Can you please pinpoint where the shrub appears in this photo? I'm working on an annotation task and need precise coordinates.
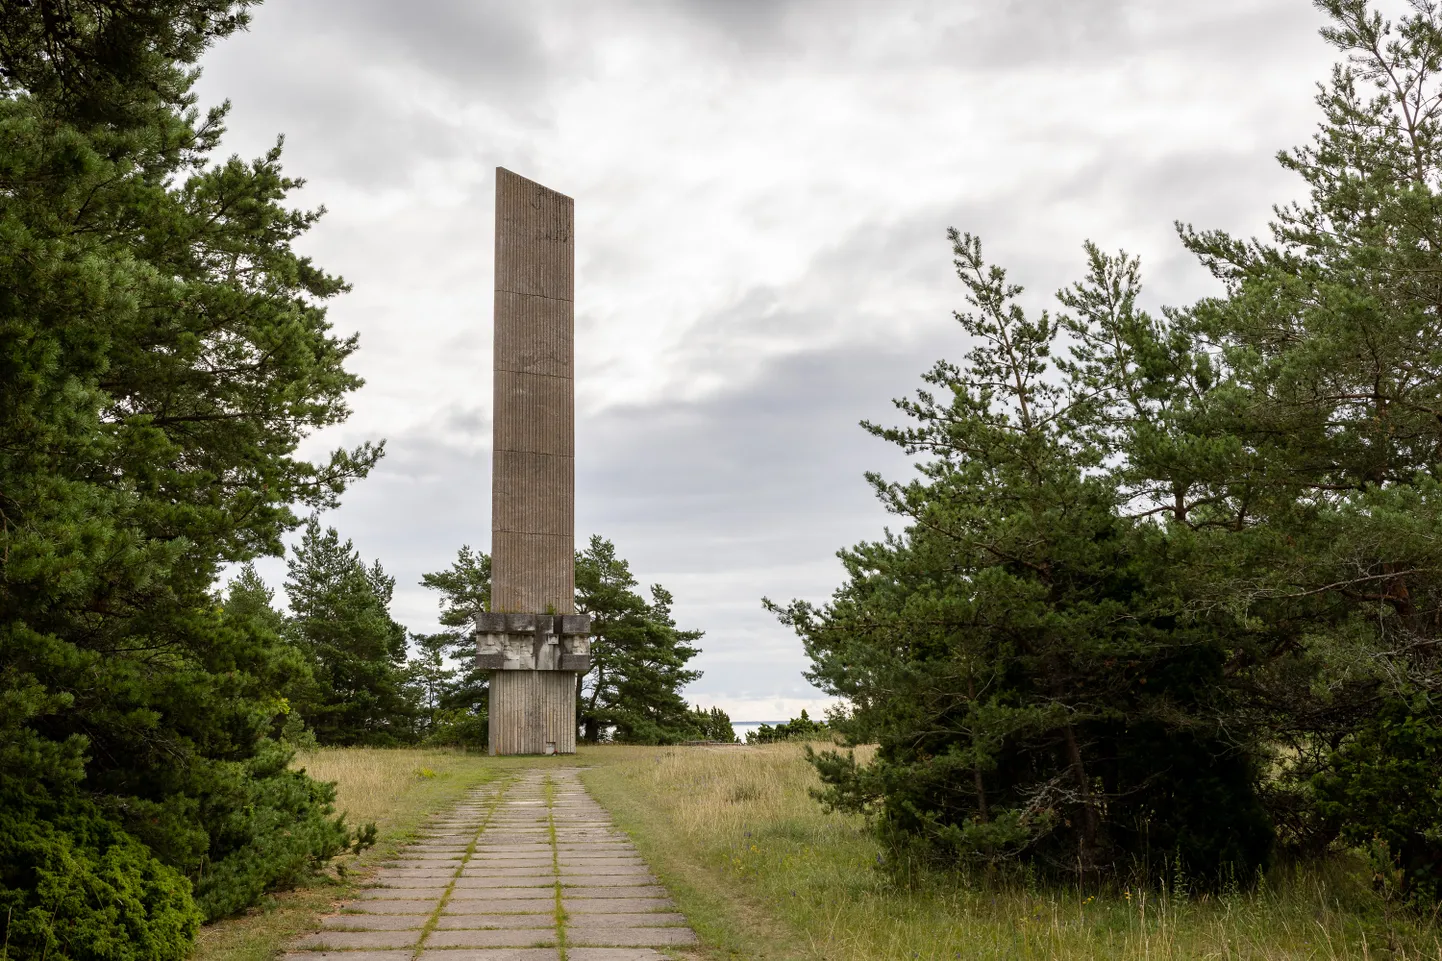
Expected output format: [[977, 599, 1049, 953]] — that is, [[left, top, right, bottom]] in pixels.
[[0, 797, 200, 961], [1313, 697, 1442, 905], [747, 709, 828, 744], [191, 740, 353, 921]]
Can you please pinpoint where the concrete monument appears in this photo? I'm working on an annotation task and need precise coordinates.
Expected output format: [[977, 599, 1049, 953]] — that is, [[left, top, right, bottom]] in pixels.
[[475, 167, 590, 755]]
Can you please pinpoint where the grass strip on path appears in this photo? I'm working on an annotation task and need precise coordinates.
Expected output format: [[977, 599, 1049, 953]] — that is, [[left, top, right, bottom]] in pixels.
[[544, 773, 570, 961], [411, 776, 514, 957]]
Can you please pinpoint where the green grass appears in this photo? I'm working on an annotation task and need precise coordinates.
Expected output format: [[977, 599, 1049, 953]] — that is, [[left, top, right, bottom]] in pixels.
[[581, 742, 1442, 961], [192, 747, 504, 961], [192, 743, 1442, 961]]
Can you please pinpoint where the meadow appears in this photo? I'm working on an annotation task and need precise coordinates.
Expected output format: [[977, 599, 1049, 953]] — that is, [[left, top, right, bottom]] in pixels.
[[586, 744, 1442, 961], [195, 744, 1442, 961]]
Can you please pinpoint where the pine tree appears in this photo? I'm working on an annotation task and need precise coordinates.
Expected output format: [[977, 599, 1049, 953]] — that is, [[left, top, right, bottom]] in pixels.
[[1162, 0, 1442, 900], [418, 545, 492, 738], [686, 704, 739, 743], [0, 2, 378, 953], [284, 518, 413, 745], [576, 536, 703, 745], [405, 631, 457, 739], [772, 233, 1269, 883], [221, 563, 312, 744]]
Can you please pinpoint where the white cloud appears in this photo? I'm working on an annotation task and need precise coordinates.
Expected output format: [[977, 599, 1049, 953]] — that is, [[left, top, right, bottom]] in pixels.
[[202, 0, 1340, 714]]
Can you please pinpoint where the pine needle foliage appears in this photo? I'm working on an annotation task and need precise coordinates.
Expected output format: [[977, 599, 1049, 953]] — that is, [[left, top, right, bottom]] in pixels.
[[0, 2, 380, 954], [774, 0, 1442, 903]]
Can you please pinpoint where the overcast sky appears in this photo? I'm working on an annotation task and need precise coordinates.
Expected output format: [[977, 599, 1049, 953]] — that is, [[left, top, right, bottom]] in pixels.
[[196, 0, 1340, 721]]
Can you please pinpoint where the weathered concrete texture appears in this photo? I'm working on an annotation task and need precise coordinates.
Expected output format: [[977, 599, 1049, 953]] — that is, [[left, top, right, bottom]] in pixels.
[[486, 166, 582, 757], [418, 946, 556, 952], [491, 167, 575, 616], [282, 953, 415, 961], [488, 669, 578, 755]]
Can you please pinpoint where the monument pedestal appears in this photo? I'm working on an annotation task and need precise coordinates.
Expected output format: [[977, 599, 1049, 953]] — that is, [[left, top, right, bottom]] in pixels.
[[488, 671, 579, 756], [476, 612, 591, 755]]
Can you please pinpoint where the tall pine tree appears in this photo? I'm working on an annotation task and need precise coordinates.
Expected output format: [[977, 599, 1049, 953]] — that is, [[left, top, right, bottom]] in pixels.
[[576, 536, 703, 745], [0, 2, 379, 954], [284, 519, 412, 745]]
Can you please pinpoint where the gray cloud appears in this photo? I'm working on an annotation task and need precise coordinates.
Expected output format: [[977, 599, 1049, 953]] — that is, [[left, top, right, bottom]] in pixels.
[[205, 0, 1348, 717], [299, 332, 930, 716]]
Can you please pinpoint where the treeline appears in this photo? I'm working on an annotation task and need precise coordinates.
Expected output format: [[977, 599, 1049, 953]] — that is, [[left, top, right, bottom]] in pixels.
[[773, 0, 1442, 908], [746, 709, 828, 745], [229, 527, 727, 750]]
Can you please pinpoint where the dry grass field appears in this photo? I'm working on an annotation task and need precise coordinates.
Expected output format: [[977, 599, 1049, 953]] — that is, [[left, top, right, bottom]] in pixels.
[[191, 743, 1442, 961], [293, 746, 479, 829], [583, 742, 1442, 961]]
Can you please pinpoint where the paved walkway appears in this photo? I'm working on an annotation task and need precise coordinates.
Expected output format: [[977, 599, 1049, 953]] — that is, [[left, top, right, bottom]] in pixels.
[[285, 769, 699, 961]]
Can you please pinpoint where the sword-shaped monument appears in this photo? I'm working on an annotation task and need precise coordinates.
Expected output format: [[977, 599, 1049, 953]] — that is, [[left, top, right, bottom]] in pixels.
[[475, 167, 591, 755]]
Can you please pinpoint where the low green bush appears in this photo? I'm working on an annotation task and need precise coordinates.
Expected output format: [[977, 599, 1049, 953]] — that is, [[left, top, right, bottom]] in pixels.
[[747, 709, 827, 744], [0, 796, 200, 961], [191, 741, 354, 921]]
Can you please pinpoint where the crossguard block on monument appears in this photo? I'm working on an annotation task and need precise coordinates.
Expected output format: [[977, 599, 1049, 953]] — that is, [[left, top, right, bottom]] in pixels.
[[474, 612, 592, 672]]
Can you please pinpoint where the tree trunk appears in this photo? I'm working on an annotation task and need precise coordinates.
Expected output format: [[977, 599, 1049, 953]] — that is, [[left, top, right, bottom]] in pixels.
[[1062, 721, 1104, 876]]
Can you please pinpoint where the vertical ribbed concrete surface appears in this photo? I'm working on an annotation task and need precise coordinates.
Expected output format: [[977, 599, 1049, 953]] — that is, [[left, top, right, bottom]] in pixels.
[[489, 670, 577, 756], [492, 167, 574, 616], [488, 167, 579, 756]]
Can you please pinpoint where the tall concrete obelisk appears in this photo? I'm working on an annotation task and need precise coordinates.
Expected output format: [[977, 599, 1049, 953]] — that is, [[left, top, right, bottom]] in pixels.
[[475, 167, 590, 755]]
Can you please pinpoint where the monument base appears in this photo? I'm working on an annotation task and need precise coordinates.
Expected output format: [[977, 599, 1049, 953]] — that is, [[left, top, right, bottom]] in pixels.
[[488, 670, 578, 756]]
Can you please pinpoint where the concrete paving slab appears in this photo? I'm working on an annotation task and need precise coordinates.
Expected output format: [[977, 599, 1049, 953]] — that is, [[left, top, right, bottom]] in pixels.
[[281, 946, 415, 952], [566, 927, 699, 947], [563, 898, 674, 913], [319, 914, 427, 931], [470, 887, 562, 900], [387, 854, 462, 862], [355, 886, 449, 899], [452, 876, 554, 889], [434, 915, 565, 930], [556, 913, 687, 929], [445, 897, 555, 914], [291, 930, 421, 950], [565, 951, 669, 961], [562, 886, 668, 899], [557, 858, 646, 867], [340, 900, 440, 914], [368, 878, 454, 889], [425, 930, 558, 948], [417, 951, 558, 961]]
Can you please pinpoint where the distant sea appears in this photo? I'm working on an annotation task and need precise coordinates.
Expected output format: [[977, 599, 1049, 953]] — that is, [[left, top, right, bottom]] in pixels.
[[729, 721, 783, 742]]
